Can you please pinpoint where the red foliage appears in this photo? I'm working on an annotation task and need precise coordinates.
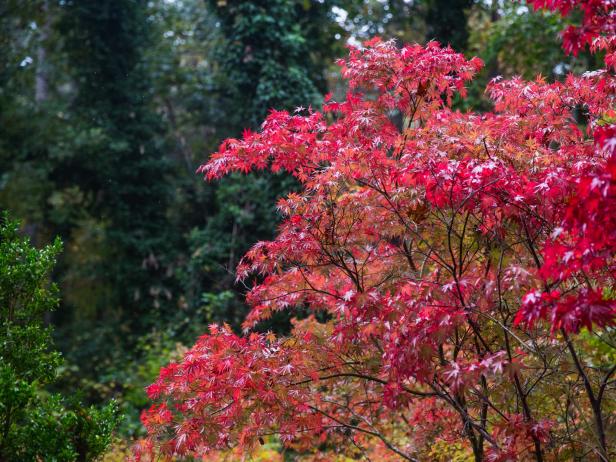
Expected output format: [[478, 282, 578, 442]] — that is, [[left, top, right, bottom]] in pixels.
[[527, 0, 616, 56], [138, 3, 616, 461]]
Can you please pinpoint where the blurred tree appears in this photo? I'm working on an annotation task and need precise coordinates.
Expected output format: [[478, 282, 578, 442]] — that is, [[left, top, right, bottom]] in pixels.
[[425, 0, 473, 50], [55, 0, 179, 354], [176, 0, 339, 332], [0, 0, 64, 235], [329, 1, 425, 44], [461, 0, 597, 111], [206, 0, 326, 126], [326, 0, 473, 51], [469, 1, 595, 79]]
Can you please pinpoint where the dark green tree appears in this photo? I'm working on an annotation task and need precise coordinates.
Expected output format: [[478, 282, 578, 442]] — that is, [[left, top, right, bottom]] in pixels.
[[206, 0, 324, 126], [425, 0, 474, 51], [0, 0, 65, 237], [56, 0, 178, 345], [0, 214, 118, 461], [178, 0, 336, 331]]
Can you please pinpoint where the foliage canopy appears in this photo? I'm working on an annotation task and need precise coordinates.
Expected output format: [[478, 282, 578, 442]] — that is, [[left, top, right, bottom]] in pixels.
[[139, 1, 616, 461]]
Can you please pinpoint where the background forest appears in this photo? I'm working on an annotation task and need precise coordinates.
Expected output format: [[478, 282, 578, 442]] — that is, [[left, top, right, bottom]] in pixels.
[[0, 0, 604, 460]]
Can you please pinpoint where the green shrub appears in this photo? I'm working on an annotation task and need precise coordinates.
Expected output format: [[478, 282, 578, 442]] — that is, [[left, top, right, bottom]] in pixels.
[[0, 213, 118, 461]]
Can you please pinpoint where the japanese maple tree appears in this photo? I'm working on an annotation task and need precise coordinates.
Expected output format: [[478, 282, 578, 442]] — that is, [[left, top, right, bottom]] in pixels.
[[137, 2, 616, 461]]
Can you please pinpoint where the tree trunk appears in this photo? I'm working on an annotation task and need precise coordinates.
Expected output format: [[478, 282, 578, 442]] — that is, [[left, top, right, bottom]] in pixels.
[[35, 0, 50, 104]]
